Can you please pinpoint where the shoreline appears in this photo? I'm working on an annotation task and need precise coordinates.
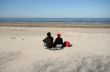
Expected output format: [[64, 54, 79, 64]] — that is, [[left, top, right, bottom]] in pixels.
[[0, 22, 110, 28]]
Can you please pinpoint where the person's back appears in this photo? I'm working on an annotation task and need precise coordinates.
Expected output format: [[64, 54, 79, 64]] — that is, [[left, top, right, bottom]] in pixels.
[[53, 33, 63, 48], [54, 37, 63, 45], [43, 32, 53, 48]]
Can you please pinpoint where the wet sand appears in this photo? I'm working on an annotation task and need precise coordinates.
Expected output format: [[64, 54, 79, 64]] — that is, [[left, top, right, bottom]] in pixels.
[[0, 22, 110, 28]]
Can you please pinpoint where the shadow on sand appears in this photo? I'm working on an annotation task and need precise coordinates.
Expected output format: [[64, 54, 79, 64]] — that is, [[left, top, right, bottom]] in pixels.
[[45, 48, 64, 51], [45, 44, 73, 51]]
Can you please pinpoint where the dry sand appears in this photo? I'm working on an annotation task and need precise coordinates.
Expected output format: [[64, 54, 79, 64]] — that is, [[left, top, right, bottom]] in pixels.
[[0, 26, 110, 72]]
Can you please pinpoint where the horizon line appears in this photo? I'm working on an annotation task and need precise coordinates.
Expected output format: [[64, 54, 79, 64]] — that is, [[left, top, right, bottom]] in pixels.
[[1, 17, 110, 18]]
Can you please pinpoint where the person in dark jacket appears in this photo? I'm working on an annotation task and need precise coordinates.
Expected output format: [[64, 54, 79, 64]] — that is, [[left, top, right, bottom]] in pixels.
[[53, 33, 63, 49], [43, 32, 53, 48]]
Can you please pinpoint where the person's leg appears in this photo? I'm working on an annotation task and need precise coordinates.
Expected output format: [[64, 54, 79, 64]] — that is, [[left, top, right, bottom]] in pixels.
[[44, 43, 53, 49], [44, 42, 47, 47], [56, 44, 63, 49]]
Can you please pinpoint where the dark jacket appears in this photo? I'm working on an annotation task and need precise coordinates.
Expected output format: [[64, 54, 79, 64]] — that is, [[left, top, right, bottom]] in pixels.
[[43, 36, 53, 48], [53, 38, 63, 47]]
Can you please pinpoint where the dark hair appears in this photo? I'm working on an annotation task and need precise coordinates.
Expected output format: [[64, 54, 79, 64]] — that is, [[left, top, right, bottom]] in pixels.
[[47, 32, 51, 36]]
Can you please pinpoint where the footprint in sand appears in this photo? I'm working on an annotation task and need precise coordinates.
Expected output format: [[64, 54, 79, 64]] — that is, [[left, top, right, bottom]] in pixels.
[[22, 38, 25, 40], [11, 37, 16, 39]]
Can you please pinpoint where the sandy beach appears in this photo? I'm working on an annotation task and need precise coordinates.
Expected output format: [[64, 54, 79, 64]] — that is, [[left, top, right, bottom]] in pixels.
[[0, 25, 110, 72]]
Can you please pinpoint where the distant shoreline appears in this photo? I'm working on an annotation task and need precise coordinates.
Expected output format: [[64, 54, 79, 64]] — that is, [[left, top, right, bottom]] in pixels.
[[0, 22, 110, 28]]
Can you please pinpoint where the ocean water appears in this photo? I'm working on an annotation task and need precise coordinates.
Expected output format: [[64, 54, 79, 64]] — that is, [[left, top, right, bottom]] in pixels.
[[0, 18, 110, 25]]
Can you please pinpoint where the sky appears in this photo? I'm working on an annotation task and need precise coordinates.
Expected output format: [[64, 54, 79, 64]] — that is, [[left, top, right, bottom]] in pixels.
[[0, 0, 110, 18]]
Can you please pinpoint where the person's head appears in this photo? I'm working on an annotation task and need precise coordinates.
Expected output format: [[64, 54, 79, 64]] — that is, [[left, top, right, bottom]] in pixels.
[[57, 33, 61, 38], [47, 32, 51, 37]]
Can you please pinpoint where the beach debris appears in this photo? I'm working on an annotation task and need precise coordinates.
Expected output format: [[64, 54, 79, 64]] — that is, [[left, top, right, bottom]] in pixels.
[[11, 37, 16, 39], [22, 38, 25, 40]]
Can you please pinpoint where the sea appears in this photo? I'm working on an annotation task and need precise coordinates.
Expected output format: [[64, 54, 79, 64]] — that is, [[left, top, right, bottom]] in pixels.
[[0, 18, 110, 25]]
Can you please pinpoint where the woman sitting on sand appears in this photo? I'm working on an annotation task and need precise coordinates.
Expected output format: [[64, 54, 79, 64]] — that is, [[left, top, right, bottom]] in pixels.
[[43, 32, 53, 48], [53, 33, 63, 49]]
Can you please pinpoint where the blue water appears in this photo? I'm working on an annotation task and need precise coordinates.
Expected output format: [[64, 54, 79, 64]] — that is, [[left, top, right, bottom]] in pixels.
[[0, 18, 110, 25]]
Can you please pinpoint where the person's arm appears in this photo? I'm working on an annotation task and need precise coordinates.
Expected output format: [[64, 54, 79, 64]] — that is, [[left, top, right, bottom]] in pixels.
[[61, 38, 63, 44], [43, 37, 47, 42], [52, 37, 54, 43]]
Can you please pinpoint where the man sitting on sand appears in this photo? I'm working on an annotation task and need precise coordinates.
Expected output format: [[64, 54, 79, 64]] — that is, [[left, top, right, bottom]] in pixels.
[[53, 33, 63, 49], [43, 32, 53, 48]]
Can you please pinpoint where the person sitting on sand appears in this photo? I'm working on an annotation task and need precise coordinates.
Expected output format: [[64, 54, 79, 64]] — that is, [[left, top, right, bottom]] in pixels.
[[53, 33, 63, 49], [43, 32, 53, 48]]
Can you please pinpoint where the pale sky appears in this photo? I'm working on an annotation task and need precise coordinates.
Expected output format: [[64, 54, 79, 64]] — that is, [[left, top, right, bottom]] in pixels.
[[0, 0, 110, 18]]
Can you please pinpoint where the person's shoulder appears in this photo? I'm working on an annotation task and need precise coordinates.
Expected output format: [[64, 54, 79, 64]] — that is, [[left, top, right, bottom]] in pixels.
[[51, 36, 53, 38], [60, 38, 63, 40], [59, 37, 62, 39], [50, 36, 53, 39], [45, 37, 48, 39], [56, 38, 62, 40], [56, 38, 59, 39]]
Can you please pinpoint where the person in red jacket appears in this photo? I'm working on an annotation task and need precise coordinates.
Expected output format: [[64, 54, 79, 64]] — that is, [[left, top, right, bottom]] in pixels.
[[53, 33, 63, 49]]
